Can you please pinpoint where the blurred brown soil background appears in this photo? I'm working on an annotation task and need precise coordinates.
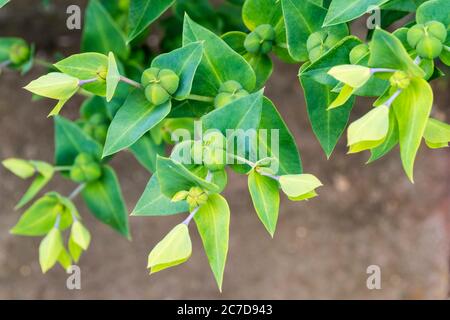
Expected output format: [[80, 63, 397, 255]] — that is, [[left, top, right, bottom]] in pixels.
[[0, 0, 449, 299]]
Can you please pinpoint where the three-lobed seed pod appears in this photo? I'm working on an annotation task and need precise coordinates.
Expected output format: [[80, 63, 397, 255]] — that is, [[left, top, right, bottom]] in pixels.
[[349, 44, 370, 65], [407, 21, 447, 59], [83, 113, 109, 144], [141, 67, 180, 105], [389, 71, 411, 89], [214, 80, 249, 109], [244, 24, 276, 55], [190, 131, 228, 172], [69, 153, 102, 183], [307, 31, 340, 62]]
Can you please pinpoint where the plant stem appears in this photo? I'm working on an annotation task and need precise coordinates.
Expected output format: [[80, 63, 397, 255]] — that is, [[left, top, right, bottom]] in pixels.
[[54, 214, 61, 229], [79, 78, 98, 86], [256, 168, 280, 181], [414, 56, 422, 65], [370, 68, 397, 74], [120, 76, 142, 89], [187, 94, 215, 103], [34, 58, 54, 69], [54, 166, 72, 172], [69, 184, 86, 200], [385, 89, 402, 108]]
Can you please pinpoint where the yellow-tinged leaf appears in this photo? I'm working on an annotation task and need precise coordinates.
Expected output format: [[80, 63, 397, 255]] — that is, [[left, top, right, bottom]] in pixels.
[[328, 65, 371, 88], [106, 52, 120, 102], [2, 158, 35, 179], [24, 72, 79, 100], [423, 118, 450, 148], [147, 224, 191, 274], [288, 190, 318, 202], [71, 221, 91, 250], [39, 228, 64, 273], [328, 84, 355, 110], [279, 174, 322, 198], [347, 105, 389, 150]]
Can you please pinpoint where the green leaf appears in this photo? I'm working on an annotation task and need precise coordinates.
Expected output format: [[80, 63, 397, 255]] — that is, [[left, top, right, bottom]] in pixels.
[[54, 52, 108, 96], [393, 78, 433, 182], [151, 42, 204, 100], [132, 174, 189, 216], [182, 14, 256, 96], [103, 90, 171, 157], [82, 166, 130, 238], [15, 161, 55, 209], [54, 116, 103, 166], [58, 247, 72, 271], [39, 228, 64, 273], [2, 158, 35, 179], [258, 97, 302, 175], [68, 236, 83, 263], [423, 118, 450, 149], [0, 0, 10, 8], [323, 0, 390, 26], [194, 194, 230, 291], [71, 221, 91, 250], [24, 72, 79, 100], [147, 223, 192, 274], [288, 190, 318, 201], [347, 105, 390, 153], [128, 0, 175, 43], [299, 37, 361, 157], [129, 133, 164, 173], [367, 108, 399, 163], [328, 65, 372, 88], [369, 28, 424, 78], [248, 170, 279, 237], [328, 84, 354, 109], [82, 0, 129, 59], [279, 174, 323, 198], [156, 156, 220, 198], [106, 52, 120, 102], [202, 90, 263, 134]]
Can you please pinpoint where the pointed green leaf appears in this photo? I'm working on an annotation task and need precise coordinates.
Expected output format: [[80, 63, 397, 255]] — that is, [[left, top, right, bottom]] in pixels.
[[68, 236, 83, 263], [58, 247, 72, 271], [393, 78, 433, 182], [0, 0, 10, 8], [71, 221, 91, 250], [328, 65, 372, 88], [2, 158, 35, 179], [279, 174, 322, 198], [24, 72, 79, 100], [369, 28, 424, 78], [183, 14, 256, 96], [132, 174, 189, 216], [39, 228, 64, 273], [323, 0, 390, 26], [54, 52, 108, 96], [82, 166, 130, 238], [194, 194, 230, 291], [81, 0, 129, 59], [103, 90, 171, 157], [347, 105, 390, 153], [248, 170, 279, 237], [424, 118, 450, 148], [367, 108, 399, 163], [288, 190, 318, 201], [147, 223, 192, 274], [328, 84, 354, 110], [156, 156, 220, 198], [106, 52, 120, 102], [127, 0, 175, 43]]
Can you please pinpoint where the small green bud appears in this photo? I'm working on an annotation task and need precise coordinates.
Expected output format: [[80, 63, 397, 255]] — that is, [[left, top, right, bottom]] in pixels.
[[145, 83, 171, 105], [389, 71, 411, 89], [203, 147, 227, 172], [349, 44, 370, 64], [186, 186, 208, 209], [9, 43, 30, 65], [416, 36, 443, 59], [171, 190, 189, 202], [244, 24, 275, 55], [141, 67, 160, 87], [407, 24, 425, 48], [307, 31, 339, 62], [426, 21, 447, 43], [70, 153, 102, 183], [214, 80, 249, 108]]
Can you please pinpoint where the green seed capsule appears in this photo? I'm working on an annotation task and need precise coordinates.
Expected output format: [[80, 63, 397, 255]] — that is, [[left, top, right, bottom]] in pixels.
[[307, 31, 326, 52], [9, 43, 30, 65], [389, 71, 411, 89], [145, 83, 170, 105], [141, 67, 160, 87], [407, 24, 425, 48], [158, 69, 180, 95], [416, 36, 443, 59], [244, 32, 262, 54], [426, 21, 447, 43], [70, 153, 102, 183], [254, 24, 276, 42], [244, 24, 275, 55], [203, 147, 227, 172], [93, 125, 108, 144], [219, 80, 243, 94], [349, 44, 370, 64], [186, 186, 208, 209]]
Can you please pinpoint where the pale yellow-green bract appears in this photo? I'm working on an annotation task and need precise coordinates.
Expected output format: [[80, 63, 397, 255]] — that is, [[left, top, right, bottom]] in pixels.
[[347, 105, 389, 153], [39, 228, 64, 273], [279, 174, 323, 198], [423, 118, 450, 149], [328, 65, 371, 88], [24, 72, 79, 100], [2, 158, 35, 179], [147, 223, 192, 274], [106, 52, 120, 102], [71, 221, 91, 251]]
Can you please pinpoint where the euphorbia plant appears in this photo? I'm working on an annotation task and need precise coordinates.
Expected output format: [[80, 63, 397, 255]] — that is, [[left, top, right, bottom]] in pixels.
[[1, 0, 449, 291]]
